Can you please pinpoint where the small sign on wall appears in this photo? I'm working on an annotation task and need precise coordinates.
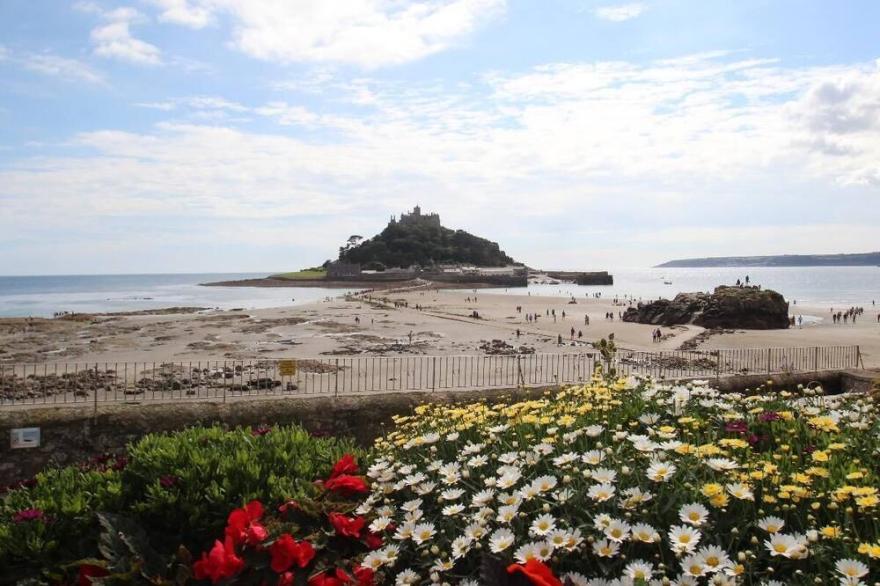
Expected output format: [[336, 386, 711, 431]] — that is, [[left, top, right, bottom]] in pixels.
[[278, 360, 297, 377], [10, 427, 40, 449]]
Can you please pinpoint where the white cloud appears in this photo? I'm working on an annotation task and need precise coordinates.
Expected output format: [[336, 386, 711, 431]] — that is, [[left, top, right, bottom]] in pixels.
[[2, 53, 879, 268], [0, 45, 105, 85], [595, 2, 645, 22], [83, 5, 162, 65], [134, 100, 177, 110], [150, 0, 214, 28], [22, 53, 106, 84], [151, 0, 506, 68]]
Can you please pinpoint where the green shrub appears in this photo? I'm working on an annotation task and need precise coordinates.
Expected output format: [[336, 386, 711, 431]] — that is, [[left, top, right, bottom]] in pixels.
[[120, 424, 362, 552], [0, 424, 365, 581], [0, 465, 123, 570]]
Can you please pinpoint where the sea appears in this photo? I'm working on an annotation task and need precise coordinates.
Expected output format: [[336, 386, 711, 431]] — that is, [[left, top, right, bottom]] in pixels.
[[0, 273, 353, 318], [0, 267, 877, 318]]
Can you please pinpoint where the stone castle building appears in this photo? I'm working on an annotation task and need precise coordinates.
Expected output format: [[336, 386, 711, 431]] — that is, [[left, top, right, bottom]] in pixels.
[[390, 205, 441, 228]]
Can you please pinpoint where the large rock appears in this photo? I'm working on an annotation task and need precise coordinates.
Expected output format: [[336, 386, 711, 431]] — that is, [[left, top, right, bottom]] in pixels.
[[622, 286, 789, 329]]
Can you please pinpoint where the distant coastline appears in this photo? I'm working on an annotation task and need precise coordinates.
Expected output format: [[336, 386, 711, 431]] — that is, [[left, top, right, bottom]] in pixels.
[[657, 252, 880, 268]]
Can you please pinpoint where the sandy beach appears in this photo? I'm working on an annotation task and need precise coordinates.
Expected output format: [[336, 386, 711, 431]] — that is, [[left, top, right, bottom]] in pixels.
[[1, 285, 877, 368]]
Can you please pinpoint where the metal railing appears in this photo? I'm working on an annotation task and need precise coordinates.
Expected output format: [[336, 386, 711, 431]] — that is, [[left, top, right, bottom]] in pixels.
[[0, 345, 860, 408]]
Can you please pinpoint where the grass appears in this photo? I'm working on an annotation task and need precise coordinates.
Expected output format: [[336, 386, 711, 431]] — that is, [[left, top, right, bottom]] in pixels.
[[270, 269, 327, 280]]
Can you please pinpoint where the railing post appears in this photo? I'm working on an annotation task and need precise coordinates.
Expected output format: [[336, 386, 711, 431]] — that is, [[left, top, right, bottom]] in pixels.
[[432, 356, 437, 392], [335, 359, 339, 397], [814, 347, 819, 371], [93, 362, 98, 416], [766, 348, 771, 373]]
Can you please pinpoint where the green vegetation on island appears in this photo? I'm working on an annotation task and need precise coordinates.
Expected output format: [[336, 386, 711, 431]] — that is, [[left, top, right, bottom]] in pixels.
[[269, 267, 328, 280], [338, 206, 515, 269]]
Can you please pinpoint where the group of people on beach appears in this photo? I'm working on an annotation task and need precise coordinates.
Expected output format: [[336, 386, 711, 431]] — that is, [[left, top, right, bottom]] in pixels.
[[830, 306, 868, 324], [651, 328, 663, 343]]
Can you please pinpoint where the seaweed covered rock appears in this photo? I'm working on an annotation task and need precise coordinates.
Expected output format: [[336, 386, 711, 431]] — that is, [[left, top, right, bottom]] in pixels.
[[622, 286, 789, 329]]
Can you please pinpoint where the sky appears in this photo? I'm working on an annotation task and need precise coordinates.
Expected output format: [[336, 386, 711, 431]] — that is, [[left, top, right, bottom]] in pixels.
[[1, 0, 878, 275]]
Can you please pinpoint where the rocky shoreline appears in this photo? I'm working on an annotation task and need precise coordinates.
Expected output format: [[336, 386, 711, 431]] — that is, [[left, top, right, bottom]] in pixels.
[[200, 277, 514, 290]]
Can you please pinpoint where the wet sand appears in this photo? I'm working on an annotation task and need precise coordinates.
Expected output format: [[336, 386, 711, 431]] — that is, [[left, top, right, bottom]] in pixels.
[[0, 287, 877, 367]]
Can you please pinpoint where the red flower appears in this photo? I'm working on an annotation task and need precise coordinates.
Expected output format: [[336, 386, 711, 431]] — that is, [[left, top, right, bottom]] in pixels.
[[77, 564, 110, 586], [363, 531, 383, 550], [328, 512, 365, 538], [270, 534, 316, 573], [193, 537, 245, 583], [277, 572, 295, 586], [225, 500, 268, 546], [352, 565, 375, 586], [507, 560, 562, 586], [323, 474, 368, 495], [12, 508, 45, 523], [329, 454, 359, 479]]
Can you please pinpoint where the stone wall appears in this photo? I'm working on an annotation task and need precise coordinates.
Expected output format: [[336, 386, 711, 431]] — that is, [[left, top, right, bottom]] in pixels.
[[2, 369, 876, 485], [0, 386, 546, 485]]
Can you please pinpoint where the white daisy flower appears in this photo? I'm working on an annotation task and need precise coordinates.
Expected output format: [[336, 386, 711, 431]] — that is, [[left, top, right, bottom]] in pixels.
[[394, 569, 419, 586], [585, 424, 604, 437], [530, 513, 557, 536], [681, 553, 706, 578], [646, 459, 677, 482], [705, 458, 739, 472], [411, 522, 436, 545], [489, 528, 515, 553], [726, 482, 754, 500], [697, 545, 732, 573], [669, 524, 702, 554], [679, 503, 710, 526], [631, 523, 661, 543], [604, 519, 631, 542], [393, 521, 415, 541], [369, 515, 393, 533], [451, 536, 473, 559], [588, 482, 616, 502], [757, 516, 785, 534], [765, 533, 802, 558], [835, 558, 869, 579], [590, 468, 618, 483], [592, 538, 620, 558], [624, 560, 654, 581], [581, 450, 605, 465], [496, 504, 518, 524], [440, 488, 465, 501]]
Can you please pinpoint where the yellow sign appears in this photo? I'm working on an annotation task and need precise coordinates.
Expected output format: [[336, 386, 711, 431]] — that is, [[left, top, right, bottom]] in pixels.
[[278, 360, 297, 376]]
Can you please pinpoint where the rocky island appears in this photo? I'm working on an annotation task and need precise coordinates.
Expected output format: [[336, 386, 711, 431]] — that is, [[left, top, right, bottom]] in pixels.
[[622, 285, 790, 329], [205, 206, 614, 289]]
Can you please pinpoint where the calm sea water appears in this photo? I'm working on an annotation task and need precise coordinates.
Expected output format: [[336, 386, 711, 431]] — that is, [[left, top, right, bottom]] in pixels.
[[0, 273, 352, 317], [476, 266, 880, 308], [0, 267, 877, 318]]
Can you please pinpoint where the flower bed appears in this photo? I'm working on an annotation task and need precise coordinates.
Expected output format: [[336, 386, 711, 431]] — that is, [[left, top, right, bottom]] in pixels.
[[3, 373, 879, 585], [0, 424, 364, 582], [357, 374, 879, 584]]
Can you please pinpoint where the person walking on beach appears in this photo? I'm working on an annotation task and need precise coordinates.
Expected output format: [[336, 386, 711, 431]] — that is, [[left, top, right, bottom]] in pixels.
[[570, 326, 575, 339]]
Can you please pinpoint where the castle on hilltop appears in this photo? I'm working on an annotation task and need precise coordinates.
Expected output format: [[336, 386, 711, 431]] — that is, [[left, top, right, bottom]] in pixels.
[[390, 205, 441, 228]]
